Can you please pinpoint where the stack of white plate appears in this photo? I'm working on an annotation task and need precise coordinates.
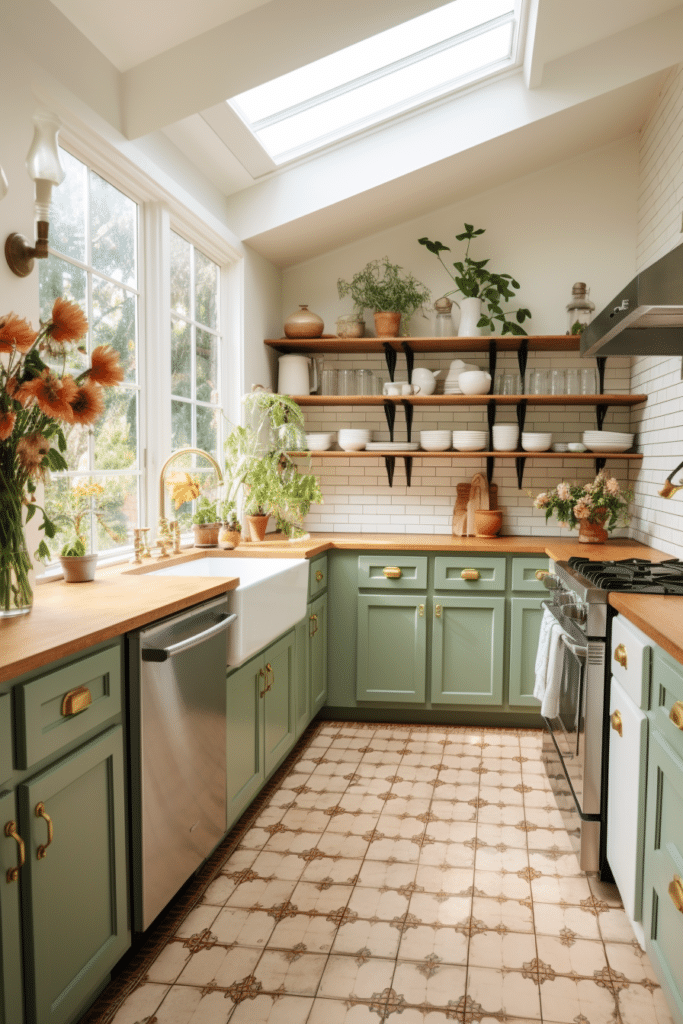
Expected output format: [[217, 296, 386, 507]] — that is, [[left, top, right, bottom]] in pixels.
[[420, 430, 452, 451], [582, 430, 634, 452], [452, 430, 488, 451], [444, 360, 480, 394], [521, 432, 552, 452], [366, 441, 420, 451], [306, 432, 335, 451], [492, 424, 519, 451], [338, 428, 372, 451]]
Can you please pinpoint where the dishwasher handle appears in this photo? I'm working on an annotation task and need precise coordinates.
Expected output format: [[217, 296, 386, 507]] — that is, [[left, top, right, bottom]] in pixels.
[[142, 613, 237, 662]]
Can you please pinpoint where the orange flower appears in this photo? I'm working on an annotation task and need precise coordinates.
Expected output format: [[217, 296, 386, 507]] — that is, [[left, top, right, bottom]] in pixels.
[[0, 313, 38, 353], [46, 297, 88, 344], [69, 381, 105, 425], [16, 433, 50, 478], [88, 345, 125, 387], [18, 369, 78, 422], [0, 411, 16, 441]]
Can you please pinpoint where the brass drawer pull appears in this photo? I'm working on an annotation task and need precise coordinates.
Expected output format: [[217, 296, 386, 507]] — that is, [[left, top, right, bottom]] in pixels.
[[259, 667, 268, 698], [669, 701, 683, 731], [610, 710, 623, 737], [309, 613, 318, 637], [4, 821, 25, 883], [419, 604, 424, 618], [315, 569, 324, 583], [669, 875, 683, 914], [435, 604, 442, 618], [535, 570, 550, 581], [614, 643, 628, 670], [266, 663, 274, 691], [461, 569, 480, 581], [35, 802, 54, 860], [383, 567, 402, 579], [61, 685, 92, 717]]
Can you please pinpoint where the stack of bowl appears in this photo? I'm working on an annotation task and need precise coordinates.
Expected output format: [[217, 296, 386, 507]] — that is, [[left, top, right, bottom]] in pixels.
[[521, 432, 552, 452], [582, 430, 634, 452], [452, 430, 488, 451], [306, 432, 335, 451], [419, 430, 452, 451], [338, 428, 372, 451], [492, 424, 519, 451], [444, 360, 480, 394]]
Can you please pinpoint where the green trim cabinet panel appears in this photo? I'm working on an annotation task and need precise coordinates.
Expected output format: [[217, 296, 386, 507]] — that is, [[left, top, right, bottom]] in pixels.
[[226, 654, 266, 828], [357, 593, 427, 703], [20, 725, 129, 1024], [0, 790, 23, 1024], [0, 694, 12, 787], [510, 557, 550, 592], [263, 630, 296, 777], [357, 554, 428, 590], [508, 598, 544, 707], [431, 596, 505, 705], [434, 555, 506, 591], [651, 646, 683, 764], [309, 593, 328, 717], [309, 554, 328, 601], [294, 617, 311, 739]]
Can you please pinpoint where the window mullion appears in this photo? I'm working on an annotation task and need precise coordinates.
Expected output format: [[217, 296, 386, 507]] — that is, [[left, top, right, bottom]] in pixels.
[[143, 202, 172, 532]]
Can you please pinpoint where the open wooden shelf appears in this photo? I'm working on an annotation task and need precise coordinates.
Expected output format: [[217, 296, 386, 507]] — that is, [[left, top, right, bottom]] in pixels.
[[291, 393, 646, 407], [290, 450, 643, 460], [266, 335, 580, 353]]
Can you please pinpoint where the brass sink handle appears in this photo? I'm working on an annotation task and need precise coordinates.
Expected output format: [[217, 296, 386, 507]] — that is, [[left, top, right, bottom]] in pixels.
[[315, 569, 324, 583], [610, 710, 623, 737], [669, 874, 683, 914], [383, 567, 402, 579], [61, 685, 92, 717], [35, 802, 54, 860], [309, 613, 318, 637], [669, 701, 683, 731], [614, 643, 628, 670], [4, 821, 25, 883], [461, 569, 480, 581], [535, 570, 550, 581]]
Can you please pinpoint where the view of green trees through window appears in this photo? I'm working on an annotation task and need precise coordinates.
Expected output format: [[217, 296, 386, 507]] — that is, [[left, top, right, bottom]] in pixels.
[[39, 148, 141, 560]]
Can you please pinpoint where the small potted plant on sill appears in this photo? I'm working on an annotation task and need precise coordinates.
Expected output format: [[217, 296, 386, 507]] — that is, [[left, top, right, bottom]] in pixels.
[[337, 257, 431, 338], [191, 496, 221, 547], [218, 502, 242, 549], [418, 224, 531, 336], [47, 480, 125, 582]]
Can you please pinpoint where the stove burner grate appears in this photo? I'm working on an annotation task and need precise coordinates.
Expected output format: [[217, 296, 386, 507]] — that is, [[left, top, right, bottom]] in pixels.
[[567, 557, 683, 595]]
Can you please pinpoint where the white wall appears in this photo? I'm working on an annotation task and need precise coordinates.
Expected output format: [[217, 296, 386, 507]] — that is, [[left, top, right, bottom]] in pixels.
[[281, 140, 637, 534], [630, 64, 683, 558]]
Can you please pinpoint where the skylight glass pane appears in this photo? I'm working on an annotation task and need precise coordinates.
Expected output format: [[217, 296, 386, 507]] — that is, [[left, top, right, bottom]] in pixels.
[[234, 0, 514, 123], [257, 23, 513, 162]]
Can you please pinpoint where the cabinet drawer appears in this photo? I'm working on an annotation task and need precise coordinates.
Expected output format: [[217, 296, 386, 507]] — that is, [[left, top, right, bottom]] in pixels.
[[309, 554, 328, 598], [510, 557, 551, 592], [357, 554, 428, 590], [611, 616, 651, 709], [0, 691, 12, 786], [651, 646, 683, 764], [14, 644, 122, 769], [434, 555, 506, 591]]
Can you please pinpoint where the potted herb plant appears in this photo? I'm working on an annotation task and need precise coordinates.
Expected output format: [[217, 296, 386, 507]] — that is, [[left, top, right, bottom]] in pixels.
[[418, 224, 531, 336], [191, 496, 221, 547], [47, 480, 125, 582], [218, 501, 242, 549], [337, 257, 430, 337]]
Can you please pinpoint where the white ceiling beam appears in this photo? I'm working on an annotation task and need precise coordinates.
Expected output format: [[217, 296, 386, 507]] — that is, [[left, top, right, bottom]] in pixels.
[[201, 104, 276, 180]]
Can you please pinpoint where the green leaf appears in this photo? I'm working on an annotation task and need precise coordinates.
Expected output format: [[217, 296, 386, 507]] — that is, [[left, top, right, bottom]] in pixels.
[[35, 540, 51, 563], [25, 503, 37, 523]]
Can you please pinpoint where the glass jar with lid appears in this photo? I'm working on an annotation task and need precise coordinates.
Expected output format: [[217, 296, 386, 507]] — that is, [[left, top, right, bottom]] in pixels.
[[566, 283, 595, 334]]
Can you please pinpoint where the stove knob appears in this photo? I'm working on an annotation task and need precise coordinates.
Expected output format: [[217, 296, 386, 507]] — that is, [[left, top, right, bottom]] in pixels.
[[565, 602, 587, 625], [542, 574, 561, 590]]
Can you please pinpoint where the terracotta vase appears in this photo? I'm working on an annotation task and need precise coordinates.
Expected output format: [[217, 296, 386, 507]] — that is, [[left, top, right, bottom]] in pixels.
[[218, 525, 241, 550], [59, 553, 98, 583], [246, 514, 270, 542], [373, 311, 402, 338], [193, 523, 221, 547], [474, 509, 503, 538], [284, 305, 324, 338], [578, 510, 609, 544]]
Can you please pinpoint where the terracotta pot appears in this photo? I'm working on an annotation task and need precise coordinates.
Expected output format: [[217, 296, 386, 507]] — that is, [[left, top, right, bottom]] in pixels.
[[246, 514, 270, 542], [474, 509, 503, 538], [193, 522, 221, 547], [578, 511, 609, 544], [59, 553, 98, 583], [218, 525, 241, 550], [373, 311, 402, 338], [284, 305, 324, 338], [335, 316, 365, 338]]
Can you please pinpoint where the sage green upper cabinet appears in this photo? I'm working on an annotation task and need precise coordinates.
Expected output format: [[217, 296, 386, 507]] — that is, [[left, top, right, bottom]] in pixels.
[[0, 790, 23, 1024], [263, 630, 296, 777], [357, 593, 427, 703], [431, 596, 505, 705], [309, 592, 328, 717], [226, 654, 265, 828], [508, 598, 544, 707]]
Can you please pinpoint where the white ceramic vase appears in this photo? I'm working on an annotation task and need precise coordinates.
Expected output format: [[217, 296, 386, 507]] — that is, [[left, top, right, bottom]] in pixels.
[[457, 296, 483, 337]]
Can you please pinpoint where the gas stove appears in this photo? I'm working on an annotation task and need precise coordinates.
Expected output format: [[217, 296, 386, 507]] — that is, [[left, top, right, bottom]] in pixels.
[[567, 556, 683, 595]]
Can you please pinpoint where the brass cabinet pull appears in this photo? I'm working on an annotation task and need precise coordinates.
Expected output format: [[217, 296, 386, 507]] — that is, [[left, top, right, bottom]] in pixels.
[[435, 604, 442, 618], [419, 604, 424, 618], [610, 710, 623, 737], [4, 821, 25, 883], [383, 567, 402, 579], [266, 663, 274, 692], [315, 569, 324, 583], [669, 701, 683, 731], [35, 802, 54, 860], [461, 569, 480, 581], [614, 643, 628, 670], [61, 685, 92, 717], [309, 613, 318, 637], [669, 874, 683, 914], [259, 667, 268, 698], [535, 570, 550, 581]]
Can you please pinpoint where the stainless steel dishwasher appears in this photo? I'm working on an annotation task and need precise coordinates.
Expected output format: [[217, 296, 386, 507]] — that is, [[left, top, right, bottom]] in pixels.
[[127, 596, 236, 931]]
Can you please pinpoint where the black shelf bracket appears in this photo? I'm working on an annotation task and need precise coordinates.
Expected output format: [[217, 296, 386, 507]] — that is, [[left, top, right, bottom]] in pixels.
[[596, 356, 607, 395], [487, 398, 497, 451], [516, 397, 528, 436], [515, 457, 526, 490], [401, 341, 414, 384], [404, 456, 413, 487], [401, 399, 414, 442], [383, 342, 397, 382], [486, 456, 495, 486], [595, 457, 607, 474], [384, 456, 395, 487], [596, 403, 609, 430], [383, 399, 396, 441], [516, 337, 529, 393], [488, 340, 498, 391]]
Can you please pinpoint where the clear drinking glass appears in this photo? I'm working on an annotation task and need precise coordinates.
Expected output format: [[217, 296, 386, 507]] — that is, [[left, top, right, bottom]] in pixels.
[[321, 369, 338, 395], [528, 369, 549, 394], [550, 369, 565, 395], [357, 369, 375, 395], [565, 369, 580, 394], [338, 369, 358, 395], [580, 367, 597, 394]]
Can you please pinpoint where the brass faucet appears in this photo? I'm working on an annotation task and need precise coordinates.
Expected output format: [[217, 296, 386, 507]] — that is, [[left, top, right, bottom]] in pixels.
[[659, 459, 683, 498], [157, 448, 224, 557]]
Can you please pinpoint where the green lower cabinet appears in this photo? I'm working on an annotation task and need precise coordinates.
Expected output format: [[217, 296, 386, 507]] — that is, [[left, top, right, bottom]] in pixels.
[[226, 655, 266, 829], [309, 593, 328, 717], [508, 598, 544, 707], [431, 596, 505, 705], [294, 617, 311, 739], [0, 790, 23, 1024], [20, 725, 129, 1024], [263, 631, 296, 777], [357, 593, 427, 703]]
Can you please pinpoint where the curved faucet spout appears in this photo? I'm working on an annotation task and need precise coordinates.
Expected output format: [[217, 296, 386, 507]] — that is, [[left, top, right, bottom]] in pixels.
[[159, 447, 224, 524]]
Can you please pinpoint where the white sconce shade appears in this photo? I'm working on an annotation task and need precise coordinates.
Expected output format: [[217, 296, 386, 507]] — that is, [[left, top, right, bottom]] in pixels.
[[26, 111, 65, 186], [0, 166, 8, 200]]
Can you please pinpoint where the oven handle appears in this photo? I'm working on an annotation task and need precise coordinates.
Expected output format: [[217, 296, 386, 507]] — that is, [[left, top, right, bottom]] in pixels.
[[561, 634, 587, 660]]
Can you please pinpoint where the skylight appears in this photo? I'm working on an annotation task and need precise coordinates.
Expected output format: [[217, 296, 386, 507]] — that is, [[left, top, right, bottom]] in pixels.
[[228, 0, 523, 166]]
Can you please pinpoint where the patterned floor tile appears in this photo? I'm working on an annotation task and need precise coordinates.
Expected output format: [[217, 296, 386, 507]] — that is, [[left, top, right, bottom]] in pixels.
[[407, 893, 471, 927], [476, 822, 530, 850], [471, 896, 535, 933], [317, 954, 395, 1000], [356, 860, 419, 890], [254, 949, 328, 996], [266, 911, 340, 953], [331, 918, 402, 958], [176, 943, 261, 988], [468, 929, 538, 970], [228, 993, 314, 1024], [225, 876, 299, 909], [250, 851, 308, 881], [529, 872, 593, 906], [535, 934, 609, 977], [109, 982, 169, 1024], [392, 960, 467, 1009], [615, 981, 677, 1024], [396, 922, 469, 965], [300, 855, 363, 885], [532, 902, 601, 941], [414, 864, 474, 896], [174, 905, 220, 939], [424, 820, 477, 844], [539, 974, 619, 1024], [152, 985, 235, 1024], [347, 885, 410, 921], [603, 939, 659, 983], [211, 907, 277, 948], [598, 906, 639, 943], [465, 965, 542, 1020]]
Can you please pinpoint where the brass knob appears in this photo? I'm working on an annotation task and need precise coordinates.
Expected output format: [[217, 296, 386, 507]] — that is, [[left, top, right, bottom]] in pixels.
[[61, 685, 92, 717], [669, 701, 683, 731], [669, 875, 683, 914], [435, 604, 442, 618], [535, 570, 550, 581], [610, 710, 623, 737], [461, 569, 480, 581], [35, 802, 54, 860], [4, 821, 25, 883], [383, 567, 402, 579], [315, 570, 324, 582], [614, 643, 628, 669]]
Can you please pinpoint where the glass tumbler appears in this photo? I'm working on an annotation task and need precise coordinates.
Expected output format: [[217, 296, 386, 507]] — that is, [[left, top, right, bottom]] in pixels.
[[321, 369, 338, 395], [528, 369, 549, 394], [338, 369, 358, 395], [550, 369, 566, 395], [580, 367, 597, 394], [357, 369, 375, 395], [565, 369, 580, 395]]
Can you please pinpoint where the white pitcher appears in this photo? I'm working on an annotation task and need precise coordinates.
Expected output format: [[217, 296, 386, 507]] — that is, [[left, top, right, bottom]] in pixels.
[[411, 367, 442, 396], [278, 354, 318, 395]]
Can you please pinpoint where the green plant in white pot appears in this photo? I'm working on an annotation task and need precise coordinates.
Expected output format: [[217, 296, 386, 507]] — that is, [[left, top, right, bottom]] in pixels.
[[337, 257, 430, 337]]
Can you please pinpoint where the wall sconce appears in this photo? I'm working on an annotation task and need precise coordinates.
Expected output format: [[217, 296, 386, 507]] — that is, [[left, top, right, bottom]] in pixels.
[[659, 459, 683, 498], [4, 111, 65, 278]]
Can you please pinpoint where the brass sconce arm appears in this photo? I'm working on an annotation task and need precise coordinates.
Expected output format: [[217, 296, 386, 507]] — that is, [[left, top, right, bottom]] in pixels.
[[659, 459, 683, 498]]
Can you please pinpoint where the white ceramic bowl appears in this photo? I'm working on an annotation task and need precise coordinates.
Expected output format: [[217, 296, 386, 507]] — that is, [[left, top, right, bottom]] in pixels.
[[339, 440, 367, 451], [339, 429, 372, 440], [421, 441, 452, 451], [521, 432, 552, 452], [458, 370, 492, 395], [552, 443, 569, 452], [452, 432, 487, 451], [567, 442, 587, 452]]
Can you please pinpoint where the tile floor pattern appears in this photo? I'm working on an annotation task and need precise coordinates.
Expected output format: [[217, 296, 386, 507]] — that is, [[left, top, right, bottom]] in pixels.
[[111, 724, 675, 1024]]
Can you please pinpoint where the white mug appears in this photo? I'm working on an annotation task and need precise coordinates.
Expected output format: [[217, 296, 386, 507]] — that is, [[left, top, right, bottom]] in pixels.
[[383, 382, 401, 395], [384, 381, 421, 396]]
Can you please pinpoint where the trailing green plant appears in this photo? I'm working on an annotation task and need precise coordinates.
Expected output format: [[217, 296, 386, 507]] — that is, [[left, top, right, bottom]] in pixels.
[[337, 257, 430, 336], [418, 224, 531, 335]]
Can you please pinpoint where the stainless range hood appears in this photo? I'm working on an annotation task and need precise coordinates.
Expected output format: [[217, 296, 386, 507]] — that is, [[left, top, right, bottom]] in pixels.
[[581, 241, 683, 357]]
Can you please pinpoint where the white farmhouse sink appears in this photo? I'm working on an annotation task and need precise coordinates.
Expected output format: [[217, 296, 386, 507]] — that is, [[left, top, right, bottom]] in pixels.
[[148, 557, 308, 666]]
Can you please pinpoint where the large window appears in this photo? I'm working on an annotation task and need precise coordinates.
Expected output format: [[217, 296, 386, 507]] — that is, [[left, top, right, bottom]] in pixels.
[[39, 149, 142, 559]]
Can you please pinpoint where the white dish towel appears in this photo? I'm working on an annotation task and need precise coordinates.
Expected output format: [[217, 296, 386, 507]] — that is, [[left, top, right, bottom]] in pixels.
[[534, 606, 567, 719]]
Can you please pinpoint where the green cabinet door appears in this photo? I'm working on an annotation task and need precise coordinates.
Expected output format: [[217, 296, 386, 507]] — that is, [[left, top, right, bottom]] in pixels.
[[309, 593, 328, 717], [508, 598, 544, 707], [264, 630, 296, 777], [357, 593, 427, 703], [431, 596, 505, 705], [0, 790, 23, 1024], [294, 616, 311, 739], [19, 725, 129, 1024], [226, 655, 265, 829]]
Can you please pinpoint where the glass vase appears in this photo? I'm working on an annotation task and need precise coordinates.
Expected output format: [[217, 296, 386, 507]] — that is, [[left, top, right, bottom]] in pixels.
[[0, 489, 33, 616]]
